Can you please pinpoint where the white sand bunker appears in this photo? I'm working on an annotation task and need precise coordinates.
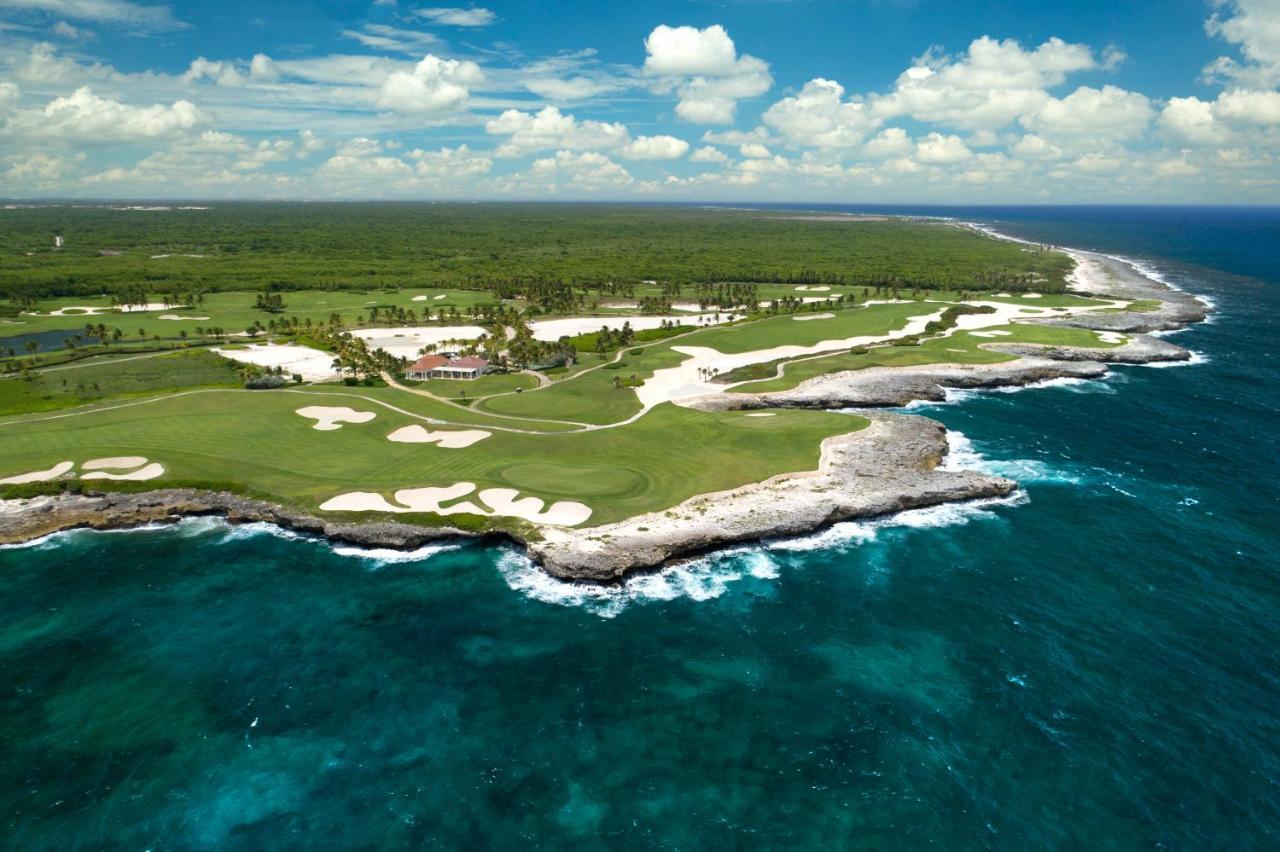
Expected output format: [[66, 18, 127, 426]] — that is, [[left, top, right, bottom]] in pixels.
[[387, 425, 490, 448], [320, 482, 591, 527], [969, 330, 1013, 338], [795, 285, 831, 292], [793, 313, 835, 321], [158, 314, 211, 321], [83, 456, 148, 471], [27, 306, 109, 317], [215, 343, 339, 383], [296, 406, 376, 431], [350, 326, 486, 359], [995, 292, 1013, 298], [1097, 332, 1126, 344], [1021, 293, 1043, 299], [82, 461, 165, 481], [1, 461, 74, 484], [745, 412, 776, 418]]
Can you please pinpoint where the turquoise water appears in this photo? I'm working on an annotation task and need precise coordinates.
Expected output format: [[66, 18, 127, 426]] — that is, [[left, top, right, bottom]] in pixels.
[[2, 208, 1278, 848]]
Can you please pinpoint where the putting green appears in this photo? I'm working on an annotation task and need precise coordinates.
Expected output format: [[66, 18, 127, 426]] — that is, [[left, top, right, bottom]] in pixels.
[[498, 462, 647, 499]]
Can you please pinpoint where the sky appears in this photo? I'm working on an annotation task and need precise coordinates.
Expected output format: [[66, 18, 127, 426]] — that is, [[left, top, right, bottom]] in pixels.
[[0, 0, 1277, 202]]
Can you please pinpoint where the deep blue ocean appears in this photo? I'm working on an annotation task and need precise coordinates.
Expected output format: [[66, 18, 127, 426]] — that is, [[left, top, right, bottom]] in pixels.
[[1, 206, 1277, 849]]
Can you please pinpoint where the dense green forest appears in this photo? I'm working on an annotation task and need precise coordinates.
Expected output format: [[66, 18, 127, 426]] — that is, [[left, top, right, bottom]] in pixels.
[[0, 204, 1070, 302]]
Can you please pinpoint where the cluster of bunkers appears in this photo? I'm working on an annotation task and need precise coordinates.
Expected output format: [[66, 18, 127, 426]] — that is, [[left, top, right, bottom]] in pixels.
[[405, 354, 490, 381]]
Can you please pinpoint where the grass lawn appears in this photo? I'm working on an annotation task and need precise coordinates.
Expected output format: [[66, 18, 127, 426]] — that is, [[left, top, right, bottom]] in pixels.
[[0, 350, 242, 416], [731, 323, 1125, 393], [399, 372, 538, 400], [0, 392, 864, 526], [688, 302, 940, 354]]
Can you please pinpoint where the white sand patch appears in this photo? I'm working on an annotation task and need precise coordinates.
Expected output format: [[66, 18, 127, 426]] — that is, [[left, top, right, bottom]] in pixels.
[[995, 292, 1012, 298], [670, 303, 706, 312], [745, 413, 776, 417], [320, 482, 592, 526], [794, 285, 831, 292], [969, 331, 999, 338], [1, 461, 73, 484], [82, 462, 165, 481], [27, 306, 109, 317], [946, 348, 968, 353], [350, 326, 486, 359], [1021, 293, 1042, 299], [296, 406, 376, 431], [387, 425, 491, 448], [158, 314, 211, 321], [528, 314, 728, 342], [1097, 331, 1126, 344], [793, 313, 835, 321], [411, 295, 428, 301], [435, 295, 447, 300], [150, 254, 206, 259], [117, 303, 174, 313], [214, 342, 339, 382], [83, 456, 148, 471]]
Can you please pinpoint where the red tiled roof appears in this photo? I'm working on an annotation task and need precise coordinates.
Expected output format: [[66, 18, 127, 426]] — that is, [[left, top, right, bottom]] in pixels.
[[409, 354, 448, 371], [446, 357, 489, 369]]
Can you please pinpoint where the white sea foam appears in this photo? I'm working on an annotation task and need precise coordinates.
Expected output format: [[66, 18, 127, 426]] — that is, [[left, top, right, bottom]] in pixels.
[[1143, 350, 1210, 368], [330, 542, 460, 565]]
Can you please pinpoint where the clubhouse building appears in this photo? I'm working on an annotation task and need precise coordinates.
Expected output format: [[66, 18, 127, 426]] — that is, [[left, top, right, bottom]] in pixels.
[[406, 354, 489, 381]]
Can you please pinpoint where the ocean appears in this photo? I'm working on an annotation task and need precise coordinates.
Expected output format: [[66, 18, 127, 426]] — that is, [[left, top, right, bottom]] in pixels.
[[2, 206, 1277, 848]]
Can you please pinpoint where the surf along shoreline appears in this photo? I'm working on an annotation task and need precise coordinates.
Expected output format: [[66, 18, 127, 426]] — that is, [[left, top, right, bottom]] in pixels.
[[0, 227, 1211, 583]]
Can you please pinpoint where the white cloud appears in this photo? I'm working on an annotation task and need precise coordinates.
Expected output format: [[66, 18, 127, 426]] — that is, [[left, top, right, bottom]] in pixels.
[[915, 131, 973, 163], [530, 150, 633, 189], [763, 77, 878, 149], [871, 36, 1100, 130], [297, 129, 325, 158], [1156, 152, 1201, 176], [13, 85, 202, 141], [51, 20, 92, 38], [0, 0, 184, 31], [523, 75, 619, 101], [1022, 85, 1152, 140], [375, 54, 482, 115], [689, 145, 727, 163], [863, 127, 912, 158], [620, 134, 688, 160], [643, 24, 772, 124], [1204, 0, 1280, 87], [1160, 96, 1225, 143], [738, 142, 771, 159], [414, 7, 495, 27], [1009, 133, 1064, 160], [342, 24, 444, 54], [409, 144, 492, 177], [1215, 88, 1280, 124], [485, 105, 629, 156]]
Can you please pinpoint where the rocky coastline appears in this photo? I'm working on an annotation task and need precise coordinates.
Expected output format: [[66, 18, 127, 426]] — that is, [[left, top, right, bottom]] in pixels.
[[0, 246, 1210, 583]]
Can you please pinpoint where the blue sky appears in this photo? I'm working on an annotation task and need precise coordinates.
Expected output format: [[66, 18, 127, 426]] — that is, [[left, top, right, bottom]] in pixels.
[[0, 0, 1277, 201]]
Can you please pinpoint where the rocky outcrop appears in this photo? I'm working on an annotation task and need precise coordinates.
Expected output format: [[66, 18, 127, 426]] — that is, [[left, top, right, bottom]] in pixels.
[[530, 413, 1015, 581], [0, 490, 484, 551]]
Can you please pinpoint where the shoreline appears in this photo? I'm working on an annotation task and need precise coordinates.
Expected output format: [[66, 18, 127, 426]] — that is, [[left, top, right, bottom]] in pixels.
[[0, 234, 1211, 582]]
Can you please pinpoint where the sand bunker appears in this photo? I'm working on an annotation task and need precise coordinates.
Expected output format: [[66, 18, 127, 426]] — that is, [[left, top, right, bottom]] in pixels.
[[0, 461, 74, 484], [1021, 293, 1042, 299], [745, 413, 776, 418], [214, 343, 339, 383], [296, 406, 376, 431], [795, 285, 831, 292], [158, 314, 211, 321], [83, 456, 148, 471], [528, 314, 729, 342], [350, 326, 487, 359], [1097, 332, 1126, 344], [387, 425, 491, 448], [793, 313, 835, 321], [82, 463, 165, 481], [320, 482, 591, 526], [969, 330, 1013, 338]]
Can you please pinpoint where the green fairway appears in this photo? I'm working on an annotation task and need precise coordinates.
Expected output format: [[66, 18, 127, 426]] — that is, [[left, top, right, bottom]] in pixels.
[[690, 302, 941, 354], [0, 392, 864, 526], [399, 372, 539, 400], [731, 324, 1126, 393], [0, 350, 242, 416]]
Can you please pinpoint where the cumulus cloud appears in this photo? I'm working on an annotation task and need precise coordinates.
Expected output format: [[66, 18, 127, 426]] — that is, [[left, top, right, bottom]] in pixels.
[[376, 54, 483, 115], [530, 150, 633, 189], [862, 127, 912, 158], [643, 24, 772, 124], [870, 36, 1100, 130], [763, 78, 878, 149], [414, 7, 495, 27], [619, 134, 689, 160], [915, 131, 973, 163], [409, 144, 492, 177], [1021, 84, 1152, 140], [485, 105, 629, 156], [11, 85, 202, 141], [1203, 0, 1280, 87], [738, 142, 771, 159], [689, 145, 727, 163]]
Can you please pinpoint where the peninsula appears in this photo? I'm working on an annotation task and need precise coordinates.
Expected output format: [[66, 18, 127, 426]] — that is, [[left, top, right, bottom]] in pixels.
[[0, 205, 1208, 581]]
